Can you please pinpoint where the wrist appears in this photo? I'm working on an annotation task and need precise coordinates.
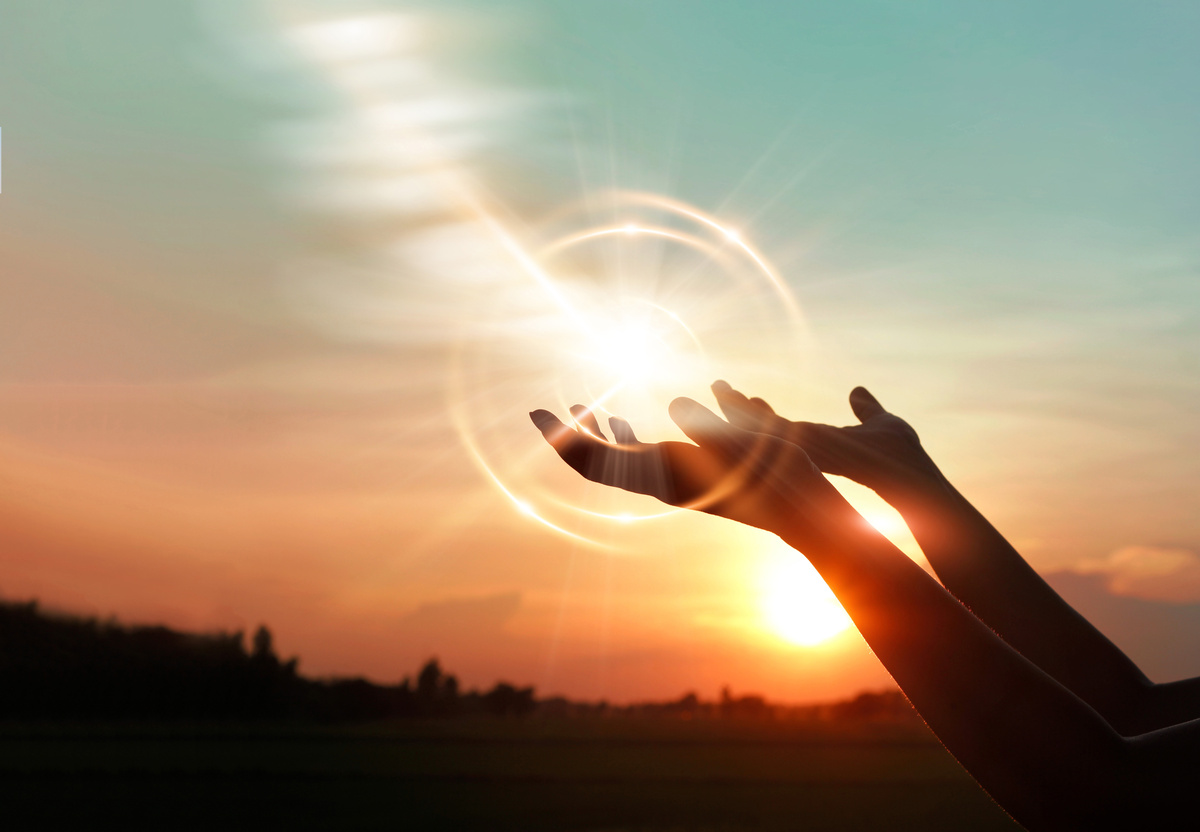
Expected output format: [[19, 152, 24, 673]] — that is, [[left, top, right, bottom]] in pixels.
[[877, 467, 956, 515], [775, 486, 876, 558]]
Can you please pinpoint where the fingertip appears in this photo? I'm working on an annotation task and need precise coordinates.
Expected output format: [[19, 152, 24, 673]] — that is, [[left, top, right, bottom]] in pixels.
[[748, 396, 776, 415], [529, 409, 566, 438], [713, 386, 762, 429], [669, 396, 725, 431], [609, 416, 639, 445], [569, 403, 606, 440], [668, 396, 701, 420], [848, 386, 885, 421], [711, 379, 732, 394]]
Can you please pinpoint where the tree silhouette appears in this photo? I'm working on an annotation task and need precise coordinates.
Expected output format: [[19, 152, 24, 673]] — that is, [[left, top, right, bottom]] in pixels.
[[415, 658, 460, 715], [252, 625, 275, 663], [482, 682, 536, 717]]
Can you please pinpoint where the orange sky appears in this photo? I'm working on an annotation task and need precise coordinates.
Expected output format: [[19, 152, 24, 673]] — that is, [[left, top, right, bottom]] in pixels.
[[4, 1, 1200, 704]]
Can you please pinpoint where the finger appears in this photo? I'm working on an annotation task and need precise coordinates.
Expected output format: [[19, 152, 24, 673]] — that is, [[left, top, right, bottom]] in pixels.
[[711, 381, 759, 428], [849, 387, 886, 423], [533, 409, 665, 496], [712, 381, 779, 434], [609, 416, 640, 445], [530, 409, 569, 441], [530, 409, 600, 476], [569, 404, 607, 441], [669, 397, 747, 458]]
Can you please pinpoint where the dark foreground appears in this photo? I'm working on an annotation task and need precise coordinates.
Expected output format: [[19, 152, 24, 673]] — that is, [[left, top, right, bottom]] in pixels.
[[0, 717, 1022, 831]]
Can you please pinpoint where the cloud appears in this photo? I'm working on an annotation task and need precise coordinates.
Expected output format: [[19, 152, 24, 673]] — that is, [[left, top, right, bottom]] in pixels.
[[1045, 571, 1200, 682], [1071, 545, 1200, 603]]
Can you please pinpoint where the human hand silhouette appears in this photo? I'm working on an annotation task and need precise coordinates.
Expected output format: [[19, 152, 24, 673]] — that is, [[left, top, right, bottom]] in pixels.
[[529, 398, 856, 549], [710, 381, 948, 504]]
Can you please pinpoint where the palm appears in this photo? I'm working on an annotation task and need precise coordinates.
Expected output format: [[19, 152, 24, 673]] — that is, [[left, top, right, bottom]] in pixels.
[[711, 382, 945, 502], [530, 398, 847, 546]]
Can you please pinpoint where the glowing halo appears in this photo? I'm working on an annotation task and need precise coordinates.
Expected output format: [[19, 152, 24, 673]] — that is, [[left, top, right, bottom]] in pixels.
[[449, 190, 807, 550], [250, 7, 809, 549]]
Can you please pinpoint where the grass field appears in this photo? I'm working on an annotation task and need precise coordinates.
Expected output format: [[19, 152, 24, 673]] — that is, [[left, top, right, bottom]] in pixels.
[[0, 717, 1023, 830]]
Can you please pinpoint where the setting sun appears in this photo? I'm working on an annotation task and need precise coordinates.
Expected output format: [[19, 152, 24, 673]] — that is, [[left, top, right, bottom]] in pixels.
[[762, 553, 852, 647]]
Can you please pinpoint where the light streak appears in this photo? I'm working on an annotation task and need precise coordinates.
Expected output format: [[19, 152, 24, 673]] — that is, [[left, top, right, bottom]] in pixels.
[[453, 190, 806, 544], [618, 191, 804, 322], [240, 3, 809, 549]]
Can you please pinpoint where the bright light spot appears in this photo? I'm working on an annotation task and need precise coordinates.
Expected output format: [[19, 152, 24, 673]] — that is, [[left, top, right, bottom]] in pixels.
[[585, 303, 690, 391], [289, 15, 419, 64], [762, 556, 852, 647], [834, 481, 926, 564], [260, 0, 805, 544], [602, 323, 662, 385], [863, 510, 904, 536], [450, 190, 800, 542]]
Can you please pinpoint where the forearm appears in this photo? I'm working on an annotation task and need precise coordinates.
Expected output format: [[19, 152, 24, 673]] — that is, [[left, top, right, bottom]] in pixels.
[[1135, 677, 1200, 731], [881, 478, 1160, 734], [781, 514, 1133, 830]]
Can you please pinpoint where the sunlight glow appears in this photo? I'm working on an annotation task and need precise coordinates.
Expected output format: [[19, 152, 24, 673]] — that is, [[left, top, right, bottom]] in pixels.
[[834, 480, 928, 566], [762, 555, 852, 647], [863, 510, 904, 536], [264, 3, 809, 548], [449, 190, 807, 546]]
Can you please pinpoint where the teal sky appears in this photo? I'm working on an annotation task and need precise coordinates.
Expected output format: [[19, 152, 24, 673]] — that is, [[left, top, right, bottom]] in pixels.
[[3, 0, 1200, 700], [515, 0, 1200, 565]]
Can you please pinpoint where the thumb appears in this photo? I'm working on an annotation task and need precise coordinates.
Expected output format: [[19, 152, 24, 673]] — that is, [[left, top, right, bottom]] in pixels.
[[848, 387, 886, 423]]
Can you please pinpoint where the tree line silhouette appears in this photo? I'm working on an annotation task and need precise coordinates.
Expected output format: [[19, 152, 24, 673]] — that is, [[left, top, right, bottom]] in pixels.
[[0, 599, 914, 723], [0, 600, 533, 721]]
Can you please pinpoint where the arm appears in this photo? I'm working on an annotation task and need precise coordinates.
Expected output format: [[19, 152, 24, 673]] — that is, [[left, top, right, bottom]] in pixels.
[[531, 398, 1199, 830], [711, 381, 1198, 735]]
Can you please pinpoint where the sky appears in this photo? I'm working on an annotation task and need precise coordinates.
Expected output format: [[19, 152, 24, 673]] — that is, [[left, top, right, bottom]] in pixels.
[[2, 0, 1200, 703]]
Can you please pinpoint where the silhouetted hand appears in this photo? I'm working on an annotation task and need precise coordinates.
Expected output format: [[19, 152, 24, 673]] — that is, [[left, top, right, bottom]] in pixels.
[[529, 398, 855, 548], [710, 381, 948, 503]]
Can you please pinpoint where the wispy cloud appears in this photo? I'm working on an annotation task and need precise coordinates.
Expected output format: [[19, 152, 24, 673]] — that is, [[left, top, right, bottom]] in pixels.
[[1071, 545, 1200, 603]]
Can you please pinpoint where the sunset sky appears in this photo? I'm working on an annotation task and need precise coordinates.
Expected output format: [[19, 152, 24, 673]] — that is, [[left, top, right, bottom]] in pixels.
[[3, 0, 1200, 704]]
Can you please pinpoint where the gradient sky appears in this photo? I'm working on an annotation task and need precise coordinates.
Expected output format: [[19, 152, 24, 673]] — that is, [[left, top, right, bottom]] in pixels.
[[2, 0, 1200, 703]]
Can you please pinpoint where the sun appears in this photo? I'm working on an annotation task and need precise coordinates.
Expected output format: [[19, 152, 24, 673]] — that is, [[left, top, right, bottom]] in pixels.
[[762, 554, 852, 647]]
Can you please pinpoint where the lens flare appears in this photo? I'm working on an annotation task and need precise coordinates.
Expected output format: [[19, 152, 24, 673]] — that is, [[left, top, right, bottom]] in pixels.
[[231, 3, 812, 549], [451, 191, 807, 547]]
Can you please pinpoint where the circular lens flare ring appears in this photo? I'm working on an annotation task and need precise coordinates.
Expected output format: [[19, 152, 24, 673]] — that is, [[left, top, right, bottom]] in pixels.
[[450, 190, 805, 548]]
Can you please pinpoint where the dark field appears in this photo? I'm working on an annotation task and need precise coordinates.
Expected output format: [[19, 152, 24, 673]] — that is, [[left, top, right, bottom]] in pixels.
[[0, 717, 1023, 831]]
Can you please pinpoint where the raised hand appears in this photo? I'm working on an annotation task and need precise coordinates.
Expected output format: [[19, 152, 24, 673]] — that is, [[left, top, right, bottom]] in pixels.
[[710, 380, 948, 504], [714, 379, 1195, 736], [529, 386, 1200, 829], [529, 398, 858, 550]]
